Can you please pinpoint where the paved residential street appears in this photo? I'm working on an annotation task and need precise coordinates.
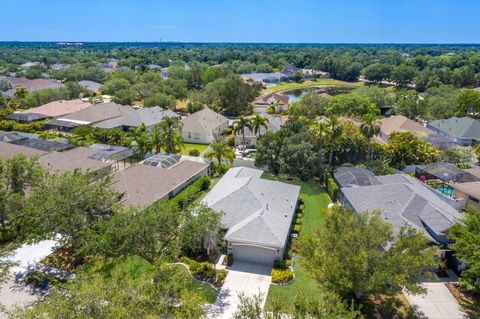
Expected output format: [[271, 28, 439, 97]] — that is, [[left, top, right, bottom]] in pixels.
[[206, 261, 272, 319], [405, 282, 468, 319]]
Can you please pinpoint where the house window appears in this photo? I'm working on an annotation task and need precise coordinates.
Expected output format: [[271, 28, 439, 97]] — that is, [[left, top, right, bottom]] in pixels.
[[188, 132, 191, 139], [194, 133, 199, 140]]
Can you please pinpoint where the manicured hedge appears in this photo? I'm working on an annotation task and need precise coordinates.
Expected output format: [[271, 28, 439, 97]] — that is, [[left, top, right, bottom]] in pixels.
[[170, 175, 211, 209], [0, 120, 43, 133], [293, 224, 302, 233], [216, 269, 228, 284]]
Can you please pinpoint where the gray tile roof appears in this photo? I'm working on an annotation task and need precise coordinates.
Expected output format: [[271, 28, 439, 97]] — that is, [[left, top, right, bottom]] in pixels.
[[341, 173, 462, 244], [202, 167, 301, 248], [0, 141, 48, 159], [429, 117, 480, 140], [181, 108, 228, 134], [78, 80, 102, 91], [93, 106, 178, 129], [38, 147, 111, 174]]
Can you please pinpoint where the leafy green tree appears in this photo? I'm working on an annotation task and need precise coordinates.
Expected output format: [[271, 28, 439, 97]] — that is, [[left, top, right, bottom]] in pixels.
[[447, 206, 480, 293], [362, 63, 392, 83], [457, 89, 480, 117], [101, 78, 131, 95], [424, 85, 460, 120], [288, 92, 327, 119], [112, 89, 136, 105], [394, 90, 425, 119], [391, 65, 418, 87], [360, 114, 381, 159], [295, 206, 437, 300], [186, 101, 204, 114], [13, 87, 29, 100], [17, 172, 118, 262], [355, 86, 390, 109], [233, 115, 252, 146], [326, 93, 378, 118], [204, 140, 235, 167], [156, 116, 183, 154], [144, 92, 176, 109], [9, 259, 206, 318], [439, 146, 474, 164], [255, 131, 284, 175], [385, 132, 439, 168]]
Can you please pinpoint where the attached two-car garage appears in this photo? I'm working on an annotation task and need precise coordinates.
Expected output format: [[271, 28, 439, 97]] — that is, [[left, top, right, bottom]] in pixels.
[[231, 244, 278, 266]]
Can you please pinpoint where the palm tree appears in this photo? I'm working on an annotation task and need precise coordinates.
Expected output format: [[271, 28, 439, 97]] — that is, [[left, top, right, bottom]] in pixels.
[[131, 123, 152, 159], [150, 124, 162, 154], [326, 116, 342, 168], [250, 114, 269, 138], [157, 116, 183, 154], [233, 116, 252, 148], [205, 140, 235, 168], [360, 114, 381, 160]]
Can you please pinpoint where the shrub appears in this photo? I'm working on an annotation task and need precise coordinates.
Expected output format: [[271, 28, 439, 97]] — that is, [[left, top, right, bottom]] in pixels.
[[285, 259, 292, 267], [197, 175, 211, 191], [226, 134, 235, 147], [293, 224, 302, 233], [182, 257, 215, 281], [224, 254, 233, 266], [214, 162, 229, 175], [271, 268, 294, 284], [189, 149, 201, 157], [216, 269, 228, 284], [295, 217, 303, 225], [298, 195, 305, 205], [299, 204, 305, 211], [296, 212, 303, 219], [223, 127, 233, 135], [327, 177, 338, 200]]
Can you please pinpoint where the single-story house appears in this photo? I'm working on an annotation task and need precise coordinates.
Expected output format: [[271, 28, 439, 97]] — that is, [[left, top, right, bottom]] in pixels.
[[5, 112, 48, 123], [20, 62, 43, 69], [78, 80, 102, 92], [93, 106, 179, 131], [450, 182, 480, 210], [10, 138, 73, 152], [44, 102, 134, 132], [427, 117, 480, 146], [234, 114, 285, 147], [110, 154, 209, 207], [16, 99, 92, 119], [38, 147, 112, 179], [202, 167, 301, 265], [1, 77, 64, 99], [0, 141, 48, 160], [253, 93, 289, 114], [181, 108, 229, 144], [334, 167, 462, 249], [379, 115, 434, 142]]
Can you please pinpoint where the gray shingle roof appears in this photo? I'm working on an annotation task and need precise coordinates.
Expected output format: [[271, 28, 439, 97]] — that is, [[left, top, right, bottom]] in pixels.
[[46, 102, 134, 126], [181, 108, 228, 134], [341, 173, 462, 244], [6, 112, 48, 122], [93, 106, 178, 129], [429, 117, 480, 140], [202, 167, 301, 248], [0, 141, 48, 159]]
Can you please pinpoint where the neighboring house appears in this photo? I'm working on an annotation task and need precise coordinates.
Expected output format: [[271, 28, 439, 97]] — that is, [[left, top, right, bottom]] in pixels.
[[16, 99, 92, 119], [10, 138, 73, 152], [427, 117, 480, 146], [6, 112, 47, 123], [379, 115, 457, 149], [38, 147, 112, 179], [50, 63, 68, 71], [20, 62, 42, 69], [379, 115, 434, 142], [1, 77, 64, 99], [181, 108, 229, 144], [79, 80, 102, 92], [234, 114, 286, 147], [334, 167, 462, 253], [450, 182, 480, 210], [414, 163, 480, 210], [202, 167, 301, 265], [93, 106, 179, 131], [0, 141, 48, 159], [110, 154, 209, 207], [44, 102, 134, 132], [253, 93, 289, 114]]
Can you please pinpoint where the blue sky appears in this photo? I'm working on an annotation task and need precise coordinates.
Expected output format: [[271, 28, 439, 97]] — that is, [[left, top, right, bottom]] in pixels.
[[0, 0, 479, 43]]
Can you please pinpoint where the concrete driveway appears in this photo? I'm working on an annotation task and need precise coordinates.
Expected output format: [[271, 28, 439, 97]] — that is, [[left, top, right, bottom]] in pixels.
[[205, 261, 272, 319], [404, 282, 468, 319]]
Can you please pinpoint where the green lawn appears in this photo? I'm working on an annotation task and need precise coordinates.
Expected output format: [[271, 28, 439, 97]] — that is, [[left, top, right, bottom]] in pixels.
[[180, 143, 210, 156], [262, 78, 363, 94], [175, 265, 219, 304], [261, 172, 331, 313]]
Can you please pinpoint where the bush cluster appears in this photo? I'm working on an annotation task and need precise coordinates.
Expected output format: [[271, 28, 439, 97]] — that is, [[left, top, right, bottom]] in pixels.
[[271, 268, 294, 284], [224, 254, 233, 266], [180, 257, 215, 281], [170, 175, 211, 209], [216, 269, 228, 284], [0, 120, 42, 133], [188, 149, 201, 157]]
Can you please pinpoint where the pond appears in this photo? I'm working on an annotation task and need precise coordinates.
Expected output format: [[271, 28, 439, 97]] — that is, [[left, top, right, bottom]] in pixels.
[[284, 86, 355, 102]]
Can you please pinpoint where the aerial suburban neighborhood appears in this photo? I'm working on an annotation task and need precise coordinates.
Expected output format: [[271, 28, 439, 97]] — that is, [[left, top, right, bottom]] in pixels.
[[1, 1, 480, 319]]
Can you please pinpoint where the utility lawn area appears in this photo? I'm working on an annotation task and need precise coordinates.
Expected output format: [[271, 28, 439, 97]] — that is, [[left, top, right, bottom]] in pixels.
[[180, 143, 210, 156], [262, 78, 363, 94], [261, 172, 331, 313]]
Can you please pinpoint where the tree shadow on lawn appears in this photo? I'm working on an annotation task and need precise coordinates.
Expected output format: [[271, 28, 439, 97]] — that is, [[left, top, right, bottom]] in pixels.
[[364, 294, 417, 319]]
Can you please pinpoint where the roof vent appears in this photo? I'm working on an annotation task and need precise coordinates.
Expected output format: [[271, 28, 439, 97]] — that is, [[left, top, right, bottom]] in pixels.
[[284, 214, 288, 218]]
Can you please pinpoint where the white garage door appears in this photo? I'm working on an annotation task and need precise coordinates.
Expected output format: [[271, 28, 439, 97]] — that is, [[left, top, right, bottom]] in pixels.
[[232, 245, 276, 265]]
